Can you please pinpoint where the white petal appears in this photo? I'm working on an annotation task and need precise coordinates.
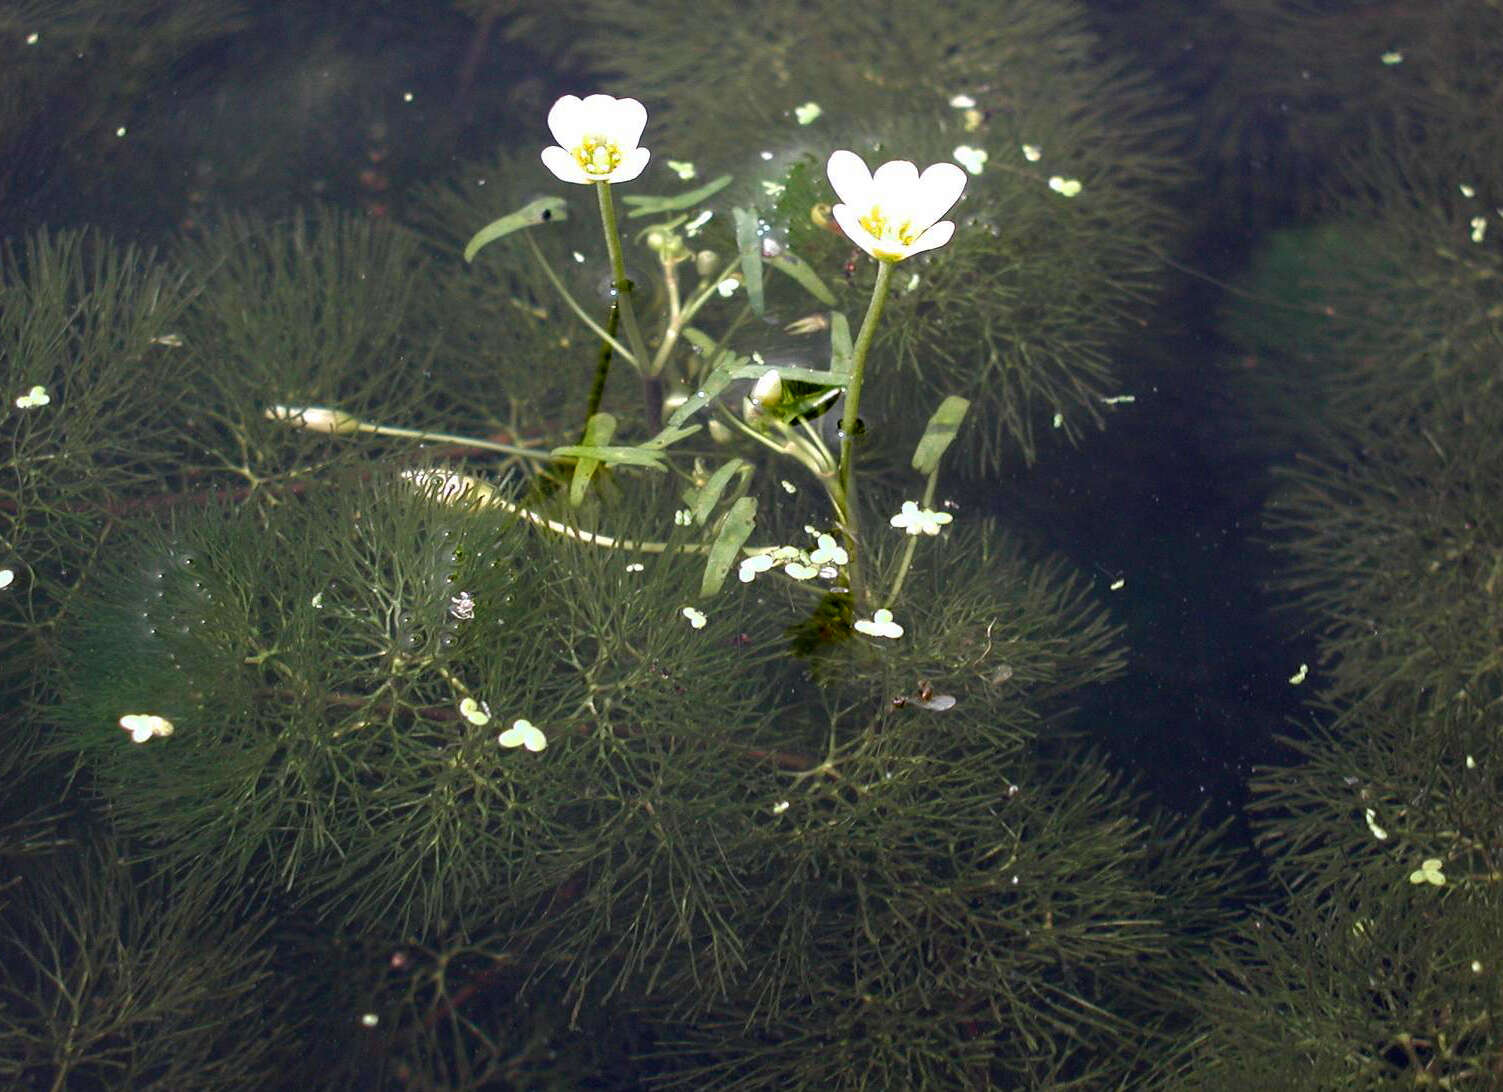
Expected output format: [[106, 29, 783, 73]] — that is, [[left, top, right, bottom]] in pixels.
[[602, 95, 648, 148], [546, 95, 587, 147], [826, 150, 873, 206], [905, 221, 956, 258], [541, 145, 593, 185], [870, 159, 921, 193], [830, 203, 883, 260], [912, 162, 967, 226], [613, 146, 651, 183]]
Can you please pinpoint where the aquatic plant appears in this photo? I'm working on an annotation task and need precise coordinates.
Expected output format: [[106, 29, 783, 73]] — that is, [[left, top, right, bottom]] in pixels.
[[0, 832, 294, 1090], [506, 0, 1190, 471], [29, 57, 1244, 1086]]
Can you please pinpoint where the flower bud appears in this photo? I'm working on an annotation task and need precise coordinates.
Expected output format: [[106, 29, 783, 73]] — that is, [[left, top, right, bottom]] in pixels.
[[750, 369, 784, 410], [265, 405, 362, 435]]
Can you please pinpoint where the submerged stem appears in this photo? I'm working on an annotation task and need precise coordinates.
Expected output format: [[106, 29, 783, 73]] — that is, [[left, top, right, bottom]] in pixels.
[[835, 259, 896, 605], [596, 181, 651, 369]]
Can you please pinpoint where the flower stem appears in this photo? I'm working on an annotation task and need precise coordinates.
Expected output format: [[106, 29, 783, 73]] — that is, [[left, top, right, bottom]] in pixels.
[[835, 259, 895, 604], [355, 421, 550, 460], [595, 181, 651, 369], [882, 469, 939, 610], [524, 233, 635, 364]]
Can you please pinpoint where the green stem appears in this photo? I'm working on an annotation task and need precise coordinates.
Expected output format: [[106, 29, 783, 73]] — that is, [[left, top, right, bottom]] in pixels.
[[835, 259, 896, 605], [596, 181, 651, 369], [882, 469, 939, 609], [523, 232, 636, 364], [580, 302, 620, 437], [356, 422, 549, 460]]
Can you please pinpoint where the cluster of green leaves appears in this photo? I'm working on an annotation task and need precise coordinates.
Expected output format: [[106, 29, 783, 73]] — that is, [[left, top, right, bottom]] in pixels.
[[33, 411, 1253, 1088], [0, 832, 293, 1090], [1184, 88, 1503, 1087], [0, 230, 194, 703]]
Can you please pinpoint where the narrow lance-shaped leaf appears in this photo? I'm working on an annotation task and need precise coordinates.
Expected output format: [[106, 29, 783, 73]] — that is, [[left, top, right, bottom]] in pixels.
[[463, 197, 568, 262], [730, 362, 849, 388], [685, 458, 750, 526], [551, 423, 700, 470], [550, 444, 667, 470], [829, 311, 853, 379], [619, 174, 733, 217], [701, 496, 756, 597], [911, 396, 971, 475], [569, 412, 616, 507], [767, 250, 836, 305], [666, 345, 745, 429], [639, 422, 701, 450], [732, 207, 765, 316]]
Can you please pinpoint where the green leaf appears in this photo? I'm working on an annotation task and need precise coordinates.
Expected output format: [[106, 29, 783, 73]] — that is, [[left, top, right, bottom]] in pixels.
[[667, 350, 744, 429], [911, 396, 971, 475], [701, 496, 757, 597], [733, 207, 765, 316], [568, 413, 616, 506], [463, 197, 568, 262], [619, 174, 733, 217], [830, 312, 853, 376], [730, 363, 848, 388], [685, 458, 750, 526], [640, 422, 701, 450], [550, 443, 667, 470], [767, 250, 835, 305]]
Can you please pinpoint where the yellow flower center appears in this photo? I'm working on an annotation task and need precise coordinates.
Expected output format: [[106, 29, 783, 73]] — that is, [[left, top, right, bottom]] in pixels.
[[860, 204, 918, 246], [574, 137, 622, 177]]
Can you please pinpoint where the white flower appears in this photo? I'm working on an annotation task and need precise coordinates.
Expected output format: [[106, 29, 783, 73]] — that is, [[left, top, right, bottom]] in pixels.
[[826, 149, 967, 262], [0, 569, 13, 590], [459, 697, 491, 726], [118, 713, 174, 743], [449, 592, 475, 621], [889, 500, 953, 536], [540, 93, 651, 185], [681, 605, 707, 629], [853, 609, 904, 639], [498, 718, 548, 752], [808, 533, 848, 567], [14, 385, 50, 408]]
